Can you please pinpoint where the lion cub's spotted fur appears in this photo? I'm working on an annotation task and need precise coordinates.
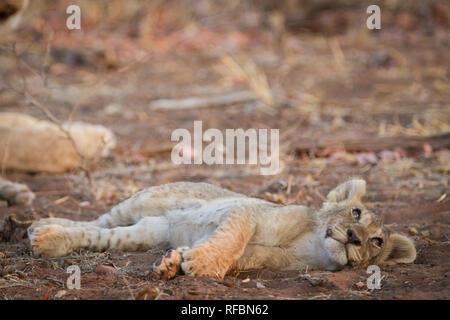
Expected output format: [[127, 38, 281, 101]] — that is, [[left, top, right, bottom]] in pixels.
[[28, 179, 416, 279]]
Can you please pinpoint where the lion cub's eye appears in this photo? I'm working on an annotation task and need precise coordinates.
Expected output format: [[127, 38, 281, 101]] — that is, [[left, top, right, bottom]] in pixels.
[[371, 237, 383, 247], [351, 208, 361, 220]]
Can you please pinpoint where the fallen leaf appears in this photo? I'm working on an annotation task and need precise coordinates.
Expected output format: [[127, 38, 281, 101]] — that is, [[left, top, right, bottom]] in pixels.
[[40, 290, 53, 300], [355, 152, 378, 166], [135, 286, 160, 300], [328, 151, 356, 164], [322, 146, 345, 157], [378, 150, 396, 162], [409, 227, 419, 236], [95, 263, 117, 275], [54, 196, 69, 204], [423, 143, 433, 155], [436, 194, 446, 203], [54, 290, 67, 299], [241, 278, 250, 283], [355, 281, 365, 288]]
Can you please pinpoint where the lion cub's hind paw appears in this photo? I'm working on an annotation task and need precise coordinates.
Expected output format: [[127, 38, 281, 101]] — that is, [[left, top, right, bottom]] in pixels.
[[27, 218, 76, 236], [29, 224, 72, 258]]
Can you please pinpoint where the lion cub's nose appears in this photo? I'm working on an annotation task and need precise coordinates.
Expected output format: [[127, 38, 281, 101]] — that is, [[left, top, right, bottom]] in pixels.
[[346, 229, 361, 245]]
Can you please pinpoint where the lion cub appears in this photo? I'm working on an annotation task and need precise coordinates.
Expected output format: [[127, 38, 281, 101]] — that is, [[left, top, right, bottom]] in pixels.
[[28, 179, 416, 279], [0, 112, 116, 173]]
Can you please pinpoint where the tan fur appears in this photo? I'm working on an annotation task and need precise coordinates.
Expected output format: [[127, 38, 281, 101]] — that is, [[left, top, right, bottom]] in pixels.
[[181, 213, 256, 278], [0, 0, 28, 31], [0, 177, 35, 206], [28, 179, 416, 279], [0, 112, 116, 173]]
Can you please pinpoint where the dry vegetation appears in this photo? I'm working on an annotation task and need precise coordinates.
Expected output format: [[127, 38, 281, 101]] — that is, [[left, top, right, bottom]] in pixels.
[[0, 0, 449, 300]]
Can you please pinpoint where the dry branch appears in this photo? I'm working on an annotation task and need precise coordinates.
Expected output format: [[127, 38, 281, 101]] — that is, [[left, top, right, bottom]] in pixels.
[[149, 90, 259, 110], [293, 132, 450, 153]]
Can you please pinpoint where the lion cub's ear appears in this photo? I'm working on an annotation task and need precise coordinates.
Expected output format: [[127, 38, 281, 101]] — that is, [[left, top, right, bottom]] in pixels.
[[324, 179, 366, 206], [378, 234, 416, 266]]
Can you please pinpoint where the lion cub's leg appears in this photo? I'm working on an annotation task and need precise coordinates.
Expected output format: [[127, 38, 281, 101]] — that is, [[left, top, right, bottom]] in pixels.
[[180, 212, 256, 279], [27, 218, 93, 235], [28, 194, 162, 234], [29, 216, 169, 257], [29, 192, 203, 235], [27, 199, 147, 233]]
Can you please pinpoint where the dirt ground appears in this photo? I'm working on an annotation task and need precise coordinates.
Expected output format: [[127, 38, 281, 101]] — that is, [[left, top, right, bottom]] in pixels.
[[0, 1, 449, 300]]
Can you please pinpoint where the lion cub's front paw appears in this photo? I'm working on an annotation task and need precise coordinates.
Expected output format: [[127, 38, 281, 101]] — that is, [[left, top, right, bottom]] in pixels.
[[181, 248, 227, 279], [152, 247, 188, 280], [29, 225, 73, 257]]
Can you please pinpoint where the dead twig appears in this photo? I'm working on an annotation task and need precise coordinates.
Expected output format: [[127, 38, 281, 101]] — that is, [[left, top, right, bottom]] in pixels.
[[23, 89, 94, 188], [68, 51, 150, 123], [293, 132, 450, 154], [5, 43, 94, 189], [149, 90, 259, 111]]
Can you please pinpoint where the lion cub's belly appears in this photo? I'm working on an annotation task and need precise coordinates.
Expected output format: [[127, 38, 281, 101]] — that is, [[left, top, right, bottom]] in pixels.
[[165, 197, 261, 248]]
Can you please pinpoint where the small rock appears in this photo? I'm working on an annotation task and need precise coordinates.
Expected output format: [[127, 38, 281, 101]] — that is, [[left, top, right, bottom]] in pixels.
[[265, 180, 288, 193], [134, 286, 160, 300], [79, 201, 90, 207], [355, 152, 378, 166], [371, 52, 392, 68], [298, 274, 325, 286], [378, 150, 396, 161], [256, 282, 266, 289], [421, 230, 430, 237], [54, 290, 67, 299]]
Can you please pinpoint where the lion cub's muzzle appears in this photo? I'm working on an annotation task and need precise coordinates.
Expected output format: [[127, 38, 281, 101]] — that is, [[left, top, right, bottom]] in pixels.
[[346, 229, 361, 246], [325, 227, 361, 246]]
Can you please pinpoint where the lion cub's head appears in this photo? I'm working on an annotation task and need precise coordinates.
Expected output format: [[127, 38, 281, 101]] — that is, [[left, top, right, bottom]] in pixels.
[[317, 179, 416, 270]]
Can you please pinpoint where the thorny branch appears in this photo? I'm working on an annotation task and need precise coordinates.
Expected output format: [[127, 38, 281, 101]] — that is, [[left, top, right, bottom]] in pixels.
[[2, 42, 94, 190], [2, 38, 152, 192]]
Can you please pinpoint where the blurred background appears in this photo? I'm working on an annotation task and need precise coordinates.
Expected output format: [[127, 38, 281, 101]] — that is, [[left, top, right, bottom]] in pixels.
[[0, 0, 449, 299]]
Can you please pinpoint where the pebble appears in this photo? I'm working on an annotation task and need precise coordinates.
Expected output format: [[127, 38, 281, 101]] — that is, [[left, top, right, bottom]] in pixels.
[[54, 290, 67, 299], [421, 230, 430, 237]]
